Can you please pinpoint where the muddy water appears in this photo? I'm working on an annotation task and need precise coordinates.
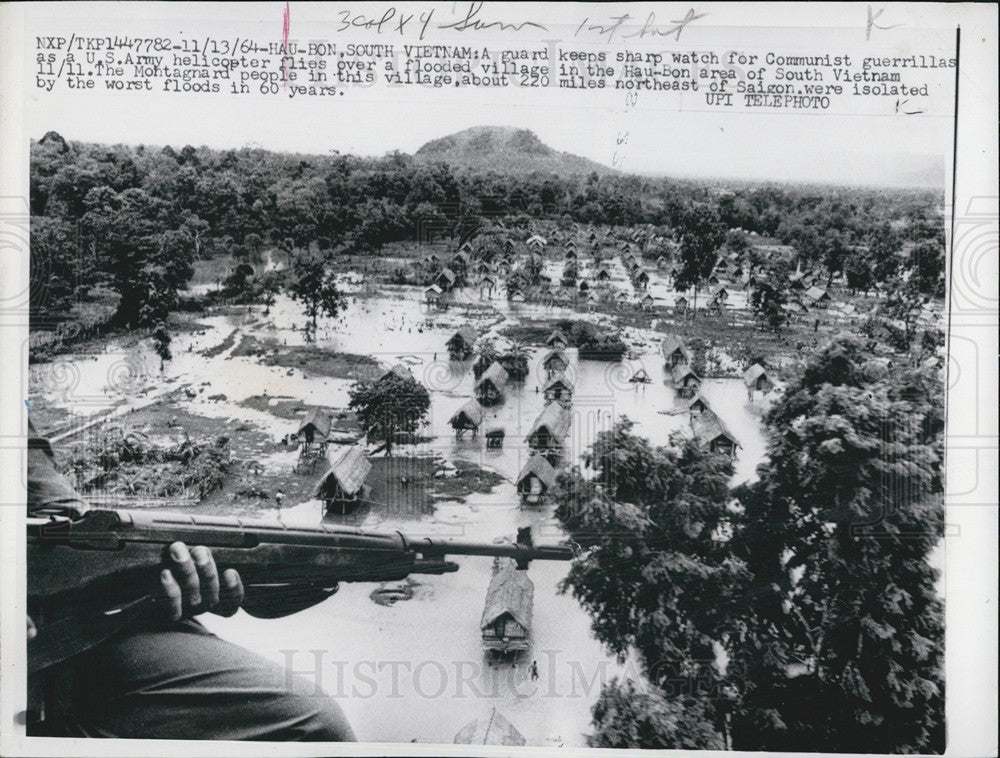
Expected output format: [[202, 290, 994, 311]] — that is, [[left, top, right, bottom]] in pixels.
[[32, 284, 772, 746]]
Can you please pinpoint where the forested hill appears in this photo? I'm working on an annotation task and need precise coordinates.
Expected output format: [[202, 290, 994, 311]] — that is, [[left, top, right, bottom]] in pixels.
[[415, 126, 613, 176]]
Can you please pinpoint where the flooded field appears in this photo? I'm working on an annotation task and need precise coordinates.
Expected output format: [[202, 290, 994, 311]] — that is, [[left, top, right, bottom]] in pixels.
[[30, 280, 773, 746]]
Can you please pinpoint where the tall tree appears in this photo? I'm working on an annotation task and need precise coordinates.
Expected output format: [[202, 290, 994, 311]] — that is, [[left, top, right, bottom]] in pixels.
[[554, 419, 743, 749], [285, 246, 346, 333], [673, 204, 725, 310], [348, 369, 430, 456], [749, 259, 790, 332], [732, 335, 944, 753]]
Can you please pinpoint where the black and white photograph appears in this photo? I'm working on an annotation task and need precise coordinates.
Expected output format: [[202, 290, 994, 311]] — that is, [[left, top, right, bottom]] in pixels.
[[1, 3, 996, 756]]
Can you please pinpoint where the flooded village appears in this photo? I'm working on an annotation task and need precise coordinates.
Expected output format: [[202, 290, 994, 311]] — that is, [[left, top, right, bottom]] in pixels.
[[26, 128, 947, 750], [30, 219, 922, 745]]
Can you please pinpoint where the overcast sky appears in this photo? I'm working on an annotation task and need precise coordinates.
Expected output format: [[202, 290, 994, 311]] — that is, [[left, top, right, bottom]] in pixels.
[[20, 2, 956, 187]]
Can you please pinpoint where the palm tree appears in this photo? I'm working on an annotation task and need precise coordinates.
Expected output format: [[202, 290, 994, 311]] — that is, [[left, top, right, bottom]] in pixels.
[[472, 337, 499, 379], [501, 340, 530, 381]]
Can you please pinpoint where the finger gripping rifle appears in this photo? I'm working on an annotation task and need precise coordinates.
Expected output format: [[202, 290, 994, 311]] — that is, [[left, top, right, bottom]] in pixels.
[[27, 509, 575, 673]]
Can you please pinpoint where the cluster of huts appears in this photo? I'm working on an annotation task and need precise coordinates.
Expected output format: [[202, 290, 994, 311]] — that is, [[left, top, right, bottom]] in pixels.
[[661, 334, 775, 458], [445, 327, 573, 507], [423, 223, 669, 312], [301, 364, 426, 513], [517, 329, 574, 506], [784, 265, 833, 320]]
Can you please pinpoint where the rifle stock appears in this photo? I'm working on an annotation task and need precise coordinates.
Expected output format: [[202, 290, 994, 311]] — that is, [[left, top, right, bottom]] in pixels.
[[27, 509, 575, 672]]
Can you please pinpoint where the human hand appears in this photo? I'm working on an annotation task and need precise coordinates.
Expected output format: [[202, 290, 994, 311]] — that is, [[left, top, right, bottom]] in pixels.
[[160, 542, 243, 621]]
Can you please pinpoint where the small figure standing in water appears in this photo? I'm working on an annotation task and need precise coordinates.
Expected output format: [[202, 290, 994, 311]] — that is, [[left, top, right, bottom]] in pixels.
[[530, 660, 539, 681]]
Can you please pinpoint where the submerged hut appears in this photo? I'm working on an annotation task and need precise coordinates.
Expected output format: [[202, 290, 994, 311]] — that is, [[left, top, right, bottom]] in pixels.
[[743, 363, 774, 398], [474, 362, 509, 406], [691, 409, 740, 458], [454, 708, 526, 746], [424, 284, 443, 306], [449, 399, 485, 438], [661, 335, 692, 368], [671, 364, 701, 399], [543, 372, 574, 403], [687, 394, 712, 416], [485, 427, 505, 449], [480, 557, 534, 655], [435, 267, 457, 291], [446, 327, 478, 359], [545, 329, 569, 349], [527, 403, 572, 457], [541, 350, 569, 378], [516, 454, 559, 505], [313, 445, 372, 513]]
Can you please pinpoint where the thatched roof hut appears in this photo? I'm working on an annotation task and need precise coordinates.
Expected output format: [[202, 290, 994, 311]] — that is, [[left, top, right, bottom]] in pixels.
[[545, 329, 568, 349], [661, 335, 692, 367], [687, 394, 711, 415], [378, 363, 415, 384], [542, 350, 569, 375], [527, 403, 571, 450], [516, 454, 558, 503], [543, 372, 575, 402], [474, 362, 509, 406], [630, 366, 651, 383], [480, 557, 534, 652], [436, 268, 457, 289], [743, 363, 774, 393], [805, 285, 830, 304], [671, 363, 701, 398], [691, 409, 740, 457], [449, 399, 485, 433], [297, 409, 331, 444], [313, 445, 371, 506]]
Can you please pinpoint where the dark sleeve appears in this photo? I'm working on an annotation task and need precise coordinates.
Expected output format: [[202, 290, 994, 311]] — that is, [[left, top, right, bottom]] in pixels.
[[27, 418, 88, 516]]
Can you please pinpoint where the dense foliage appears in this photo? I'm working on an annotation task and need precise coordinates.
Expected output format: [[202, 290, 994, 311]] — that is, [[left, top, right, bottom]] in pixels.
[[555, 335, 945, 753], [733, 335, 944, 753], [68, 426, 233, 500], [31, 132, 944, 338]]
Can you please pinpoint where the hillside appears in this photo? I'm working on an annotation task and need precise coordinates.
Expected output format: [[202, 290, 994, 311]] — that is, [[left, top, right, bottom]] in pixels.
[[414, 126, 613, 177]]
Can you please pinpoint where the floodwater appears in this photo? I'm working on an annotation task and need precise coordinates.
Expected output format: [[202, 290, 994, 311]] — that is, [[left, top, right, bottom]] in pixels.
[[30, 277, 773, 746]]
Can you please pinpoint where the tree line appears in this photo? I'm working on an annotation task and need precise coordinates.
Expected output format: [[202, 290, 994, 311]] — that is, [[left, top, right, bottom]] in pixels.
[[31, 131, 944, 332]]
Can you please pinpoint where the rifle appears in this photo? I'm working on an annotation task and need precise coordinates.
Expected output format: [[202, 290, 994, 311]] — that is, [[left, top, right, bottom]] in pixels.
[[27, 508, 575, 673]]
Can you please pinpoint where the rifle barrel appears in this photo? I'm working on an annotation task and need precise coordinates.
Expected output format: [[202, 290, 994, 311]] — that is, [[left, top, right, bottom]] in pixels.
[[403, 536, 573, 561], [31, 509, 575, 563]]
